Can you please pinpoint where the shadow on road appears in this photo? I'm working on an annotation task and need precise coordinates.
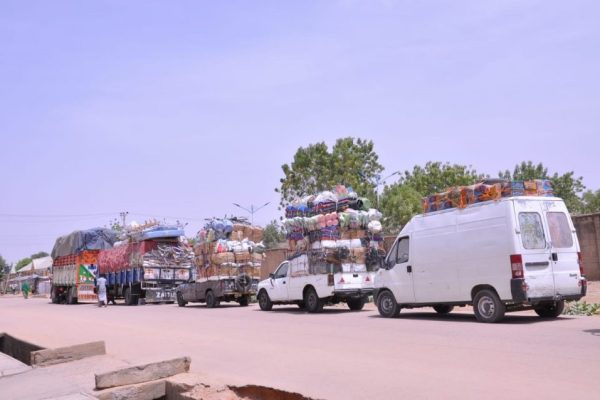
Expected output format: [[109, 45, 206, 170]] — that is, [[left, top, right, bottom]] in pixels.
[[368, 312, 575, 325], [583, 329, 600, 336], [253, 307, 370, 316]]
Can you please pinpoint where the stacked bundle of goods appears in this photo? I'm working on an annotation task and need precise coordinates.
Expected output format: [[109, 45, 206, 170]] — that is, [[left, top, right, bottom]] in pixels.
[[283, 186, 385, 272], [422, 179, 554, 213], [193, 218, 265, 279]]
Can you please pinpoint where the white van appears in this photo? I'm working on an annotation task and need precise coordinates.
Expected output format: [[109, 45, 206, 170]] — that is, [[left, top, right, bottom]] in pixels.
[[374, 196, 587, 323]]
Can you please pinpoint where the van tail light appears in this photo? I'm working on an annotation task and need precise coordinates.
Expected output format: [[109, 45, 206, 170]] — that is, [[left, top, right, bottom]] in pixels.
[[578, 252, 584, 276], [510, 254, 523, 279]]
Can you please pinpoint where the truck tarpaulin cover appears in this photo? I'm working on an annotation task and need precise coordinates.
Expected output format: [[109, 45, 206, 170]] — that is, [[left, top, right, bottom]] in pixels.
[[51, 228, 118, 259], [97, 241, 157, 273]]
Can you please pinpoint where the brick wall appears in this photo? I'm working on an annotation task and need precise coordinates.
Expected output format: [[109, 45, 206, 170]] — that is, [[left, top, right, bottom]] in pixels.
[[572, 213, 600, 281]]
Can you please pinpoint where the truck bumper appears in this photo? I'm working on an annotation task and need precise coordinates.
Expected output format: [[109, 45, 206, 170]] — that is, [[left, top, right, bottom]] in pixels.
[[511, 278, 587, 304], [333, 289, 373, 300]]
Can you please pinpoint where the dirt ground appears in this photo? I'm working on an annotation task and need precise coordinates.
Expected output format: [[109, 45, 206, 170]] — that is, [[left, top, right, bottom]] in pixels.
[[583, 280, 600, 304]]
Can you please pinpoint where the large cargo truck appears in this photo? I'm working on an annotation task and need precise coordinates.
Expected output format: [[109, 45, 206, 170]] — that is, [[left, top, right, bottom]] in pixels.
[[51, 228, 117, 304], [97, 227, 193, 305]]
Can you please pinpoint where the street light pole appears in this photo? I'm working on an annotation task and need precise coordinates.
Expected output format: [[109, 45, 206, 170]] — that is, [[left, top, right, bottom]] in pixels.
[[232, 202, 270, 225], [376, 171, 401, 209]]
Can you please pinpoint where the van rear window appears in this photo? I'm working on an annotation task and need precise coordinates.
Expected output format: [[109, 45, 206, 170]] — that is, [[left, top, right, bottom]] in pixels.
[[546, 212, 574, 248], [519, 212, 546, 249]]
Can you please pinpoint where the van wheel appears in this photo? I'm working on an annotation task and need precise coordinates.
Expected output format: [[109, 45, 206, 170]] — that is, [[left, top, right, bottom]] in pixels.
[[433, 304, 454, 314], [205, 290, 219, 308], [176, 292, 187, 307], [473, 289, 505, 323], [304, 287, 323, 313], [347, 297, 366, 311], [377, 290, 400, 318], [534, 301, 564, 318], [258, 290, 272, 311]]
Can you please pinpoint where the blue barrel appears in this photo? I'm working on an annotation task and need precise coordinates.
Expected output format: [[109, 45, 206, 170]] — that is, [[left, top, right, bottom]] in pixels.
[[126, 269, 133, 284], [108, 273, 115, 285]]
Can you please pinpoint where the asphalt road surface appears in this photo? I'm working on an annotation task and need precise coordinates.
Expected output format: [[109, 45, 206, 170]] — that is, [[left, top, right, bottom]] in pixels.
[[1, 297, 599, 400]]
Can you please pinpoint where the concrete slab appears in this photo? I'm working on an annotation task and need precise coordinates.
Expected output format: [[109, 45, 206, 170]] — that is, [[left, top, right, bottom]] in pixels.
[[0, 352, 31, 377], [95, 356, 190, 389], [32, 341, 106, 367]]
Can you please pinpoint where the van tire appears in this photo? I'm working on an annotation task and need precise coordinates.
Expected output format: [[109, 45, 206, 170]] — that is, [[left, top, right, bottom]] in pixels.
[[258, 290, 272, 311], [534, 300, 564, 318], [473, 289, 505, 323], [347, 297, 366, 311], [377, 290, 400, 318], [433, 304, 454, 314], [304, 287, 324, 313]]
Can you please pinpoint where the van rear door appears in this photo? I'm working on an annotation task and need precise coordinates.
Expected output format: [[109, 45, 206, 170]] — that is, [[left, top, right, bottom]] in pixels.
[[514, 200, 555, 299], [543, 204, 581, 297]]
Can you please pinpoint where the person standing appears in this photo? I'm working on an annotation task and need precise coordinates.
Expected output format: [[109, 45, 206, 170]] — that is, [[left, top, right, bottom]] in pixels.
[[96, 275, 108, 307], [21, 281, 30, 299]]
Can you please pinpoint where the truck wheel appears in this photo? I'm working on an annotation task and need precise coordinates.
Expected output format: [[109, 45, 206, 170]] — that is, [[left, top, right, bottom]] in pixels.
[[123, 287, 137, 306], [534, 301, 564, 318], [206, 290, 219, 308], [433, 304, 454, 314], [51, 286, 59, 304], [347, 297, 366, 311], [473, 289, 505, 323], [377, 290, 400, 318], [177, 292, 187, 307], [67, 287, 78, 305], [304, 287, 323, 313], [258, 290, 273, 311], [239, 296, 249, 307]]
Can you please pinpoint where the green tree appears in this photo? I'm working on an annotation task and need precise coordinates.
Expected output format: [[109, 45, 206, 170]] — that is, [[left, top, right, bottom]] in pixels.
[[399, 161, 485, 195], [0, 254, 8, 281], [277, 137, 384, 207], [499, 161, 585, 212], [379, 185, 422, 233], [15, 257, 32, 271], [30, 251, 49, 260], [262, 220, 286, 249], [581, 189, 600, 214]]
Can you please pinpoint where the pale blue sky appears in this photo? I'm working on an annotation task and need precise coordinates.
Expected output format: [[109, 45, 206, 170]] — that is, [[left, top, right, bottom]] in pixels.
[[1, 1, 599, 263]]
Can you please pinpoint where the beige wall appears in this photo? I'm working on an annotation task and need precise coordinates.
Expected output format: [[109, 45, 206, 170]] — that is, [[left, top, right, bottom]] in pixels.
[[573, 213, 600, 281]]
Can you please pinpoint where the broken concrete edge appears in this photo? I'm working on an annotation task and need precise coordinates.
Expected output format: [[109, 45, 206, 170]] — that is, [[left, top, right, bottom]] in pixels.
[[0, 332, 46, 366], [94, 356, 191, 390], [31, 341, 106, 367], [94, 378, 166, 400]]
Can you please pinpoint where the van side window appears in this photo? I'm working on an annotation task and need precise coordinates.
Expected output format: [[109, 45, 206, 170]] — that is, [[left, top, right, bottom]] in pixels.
[[518, 212, 546, 249], [396, 237, 409, 263], [546, 212, 574, 248]]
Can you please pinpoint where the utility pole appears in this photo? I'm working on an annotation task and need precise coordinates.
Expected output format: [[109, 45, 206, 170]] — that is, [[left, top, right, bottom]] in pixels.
[[119, 211, 129, 227]]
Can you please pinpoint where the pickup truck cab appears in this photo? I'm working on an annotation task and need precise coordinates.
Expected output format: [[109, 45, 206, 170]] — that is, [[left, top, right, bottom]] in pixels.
[[257, 253, 374, 312]]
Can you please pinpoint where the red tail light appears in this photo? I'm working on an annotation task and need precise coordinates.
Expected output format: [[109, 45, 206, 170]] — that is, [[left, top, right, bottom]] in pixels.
[[578, 252, 584, 276], [510, 254, 523, 278]]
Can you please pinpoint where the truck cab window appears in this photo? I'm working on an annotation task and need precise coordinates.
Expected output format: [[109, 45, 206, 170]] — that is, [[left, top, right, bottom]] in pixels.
[[274, 262, 289, 279], [546, 212, 573, 248], [519, 212, 546, 249]]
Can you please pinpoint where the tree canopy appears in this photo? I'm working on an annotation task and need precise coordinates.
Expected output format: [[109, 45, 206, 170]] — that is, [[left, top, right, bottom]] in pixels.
[[276, 137, 383, 207], [262, 220, 286, 249], [499, 161, 585, 212]]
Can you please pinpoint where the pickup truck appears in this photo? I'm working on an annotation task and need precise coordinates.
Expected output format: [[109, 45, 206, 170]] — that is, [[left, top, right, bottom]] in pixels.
[[257, 253, 374, 313]]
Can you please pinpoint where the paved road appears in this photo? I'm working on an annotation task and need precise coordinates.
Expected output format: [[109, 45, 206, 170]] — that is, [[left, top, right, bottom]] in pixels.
[[1, 297, 599, 400]]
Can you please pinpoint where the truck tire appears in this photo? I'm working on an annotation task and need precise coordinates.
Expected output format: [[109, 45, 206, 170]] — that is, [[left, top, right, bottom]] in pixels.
[[51, 286, 59, 304], [347, 297, 366, 311], [123, 287, 137, 306], [377, 290, 400, 318], [177, 292, 187, 307], [433, 304, 454, 314], [473, 289, 505, 323], [258, 290, 272, 311], [534, 300, 565, 318], [239, 295, 249, 307], [67, 286, 78, 305], [304, 287, 323, 313], [206, 290, 219, 308]]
